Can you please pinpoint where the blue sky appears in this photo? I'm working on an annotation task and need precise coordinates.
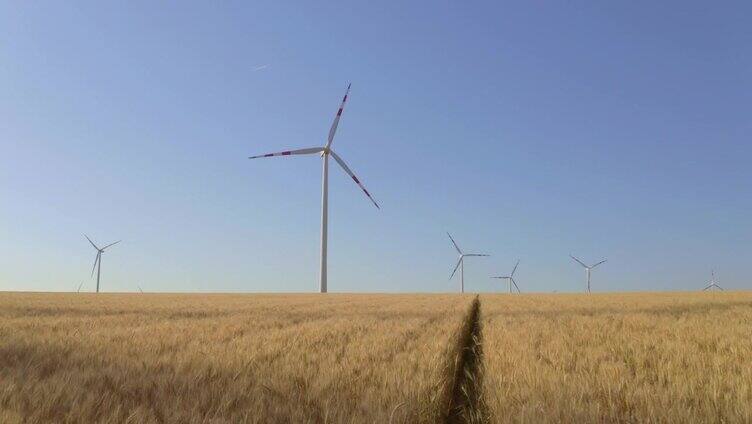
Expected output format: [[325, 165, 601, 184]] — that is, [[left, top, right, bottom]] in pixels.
[[1, 1, 750, 293]]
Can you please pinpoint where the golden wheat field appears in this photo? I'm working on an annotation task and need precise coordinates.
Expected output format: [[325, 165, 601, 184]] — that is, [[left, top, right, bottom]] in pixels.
[[0, 293, 473, 423], [481, 292, 752, 423], [1, 291, 751, 423]]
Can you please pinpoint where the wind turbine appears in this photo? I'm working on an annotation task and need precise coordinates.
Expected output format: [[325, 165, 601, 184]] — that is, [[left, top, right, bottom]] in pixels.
[[85, 235, 120, 293], [491, 260, 521, 293], [249, 84, 379, 293], [137, 284, 144, 294], [702, 270, 723, 291], [570, 254, 606, 294], [76, 281, 84, 293], [447, 233, 489, 293]]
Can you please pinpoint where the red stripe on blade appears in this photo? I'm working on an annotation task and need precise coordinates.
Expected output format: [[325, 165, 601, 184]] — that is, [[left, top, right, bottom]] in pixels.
[[281, 151, 291, 156]]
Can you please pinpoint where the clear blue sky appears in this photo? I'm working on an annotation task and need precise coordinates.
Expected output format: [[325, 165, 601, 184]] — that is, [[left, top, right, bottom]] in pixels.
[[1, 1, 750, 293]]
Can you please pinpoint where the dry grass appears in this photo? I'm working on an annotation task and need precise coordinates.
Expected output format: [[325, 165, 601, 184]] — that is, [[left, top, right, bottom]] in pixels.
[[481, 292, 752, 423], [0, 293, 473, 423]]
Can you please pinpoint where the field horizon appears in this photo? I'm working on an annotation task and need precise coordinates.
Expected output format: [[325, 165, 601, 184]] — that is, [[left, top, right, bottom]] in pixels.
[[5, 290, 747, 295]]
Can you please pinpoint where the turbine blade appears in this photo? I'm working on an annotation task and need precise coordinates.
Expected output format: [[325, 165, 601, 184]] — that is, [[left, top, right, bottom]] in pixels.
[[449, 258, 462, 280], [570, 254, 588, 268], [592, 259, 607, 268], [84, 234, 100, 250], [102, 240, 121, 250], [249, 147, 324, 159], [464, 253, 490, 257], [325, 84, 351, 149], [90, 252, 100, 277], [329, 150, 379, 209], [446, 233, 463, 254], [512, 278, 521, 293], [511, 260, 520, 277]]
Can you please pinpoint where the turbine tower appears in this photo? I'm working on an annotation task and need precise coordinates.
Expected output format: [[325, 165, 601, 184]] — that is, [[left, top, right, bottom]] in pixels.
[[85, 235, 120, 293], [703, 270, 723, 291], [447, 233, 489, 293], [570, 254, 606, 294], [491, 260, 521, 293], [249, 84, 379, 293]]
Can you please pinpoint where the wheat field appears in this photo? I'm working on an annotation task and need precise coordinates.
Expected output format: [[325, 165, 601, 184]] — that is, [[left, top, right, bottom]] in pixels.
[[481, 292, 752, 423], [0, 293, 473, 423], [1, 291, 750, 423]]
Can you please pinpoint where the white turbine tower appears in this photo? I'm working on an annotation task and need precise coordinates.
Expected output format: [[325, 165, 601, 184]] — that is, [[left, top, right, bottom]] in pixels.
[[249, 84, 379, 293], [447, 233, 489, 293], [491, 260, 521, 293], [85, 235, 120, 293], [702, 270, 723, 291], [570, 254, 606, 294]]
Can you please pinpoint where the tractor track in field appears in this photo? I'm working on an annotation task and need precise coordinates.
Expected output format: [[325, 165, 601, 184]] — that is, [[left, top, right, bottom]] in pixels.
[[440, 296, 487, 424]]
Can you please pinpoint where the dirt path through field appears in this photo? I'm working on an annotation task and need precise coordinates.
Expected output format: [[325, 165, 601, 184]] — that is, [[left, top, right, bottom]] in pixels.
[[440, 296, 487, 424]]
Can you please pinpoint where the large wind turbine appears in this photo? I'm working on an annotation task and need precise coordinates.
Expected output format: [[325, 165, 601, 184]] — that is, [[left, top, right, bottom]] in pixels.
[[248, 84, 379, 293], [448, 233, 489, 293], [570, 254, 606, 294], [491, 260, 521, 293], [702, 270, 723, 291], [85, 235, 120, 293]]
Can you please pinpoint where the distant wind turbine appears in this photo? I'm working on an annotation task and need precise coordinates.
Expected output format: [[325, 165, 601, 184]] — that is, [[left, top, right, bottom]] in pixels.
[[447, 233, 489, 293], [570, 254, 606, 294], [702, 270, 723, 291], [137, 284, 144, 294], [85, 235, 120, 293], [76, 281, 84, 293], [249, 84, 379, 293], [491, 260, 521, 293]]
